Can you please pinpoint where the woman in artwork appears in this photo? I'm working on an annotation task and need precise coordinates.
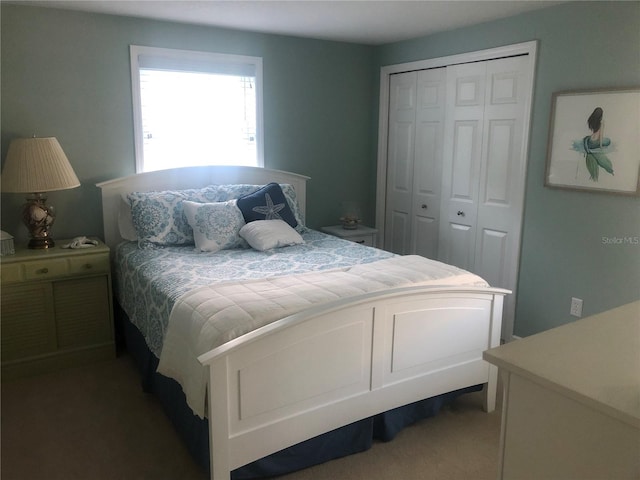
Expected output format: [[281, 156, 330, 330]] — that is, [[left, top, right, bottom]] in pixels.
[[572, 107, 614, 181]]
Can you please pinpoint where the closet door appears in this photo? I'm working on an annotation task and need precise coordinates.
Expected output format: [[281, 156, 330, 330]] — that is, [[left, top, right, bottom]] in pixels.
[[475, 55, 530, 329], [385, 68, 445, 256], [379, 43, 536, 341], [438, 62, 486, 270], [411, 68, 446, 259], [385, 71, 417, 254], [439, 56, 530, 331]]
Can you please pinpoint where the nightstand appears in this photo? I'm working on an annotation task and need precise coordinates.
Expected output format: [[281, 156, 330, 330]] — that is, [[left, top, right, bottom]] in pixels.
[[1, 239, 115, 380], [320, 225, 378, 247]]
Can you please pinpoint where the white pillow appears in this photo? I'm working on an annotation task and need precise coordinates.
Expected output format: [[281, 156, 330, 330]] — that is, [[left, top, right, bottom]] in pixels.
[[239, 219, 304, 251], [183, 200, 246, 252]]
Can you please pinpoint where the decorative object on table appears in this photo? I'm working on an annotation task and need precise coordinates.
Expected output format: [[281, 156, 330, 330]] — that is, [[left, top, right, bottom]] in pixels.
[[0, 230, 15, 256], [545, 87, 640, 195], [1, 137, 81, 248], [339, 201, 362, 229]]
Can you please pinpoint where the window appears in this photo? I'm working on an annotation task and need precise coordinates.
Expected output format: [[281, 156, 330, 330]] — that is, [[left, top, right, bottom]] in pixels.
[[130, 45, 263, 173]]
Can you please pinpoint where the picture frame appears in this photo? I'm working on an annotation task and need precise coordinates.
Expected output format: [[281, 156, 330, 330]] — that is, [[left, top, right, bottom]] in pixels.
[[545, 87, 640, 195]]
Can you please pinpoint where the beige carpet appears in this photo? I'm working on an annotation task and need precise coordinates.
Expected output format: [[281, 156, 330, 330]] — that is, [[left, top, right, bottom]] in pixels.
[[1, 354, 502, 480]]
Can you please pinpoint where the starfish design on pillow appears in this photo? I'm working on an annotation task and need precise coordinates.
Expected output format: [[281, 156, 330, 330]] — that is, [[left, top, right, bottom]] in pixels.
[[252, 193, 285, 220]]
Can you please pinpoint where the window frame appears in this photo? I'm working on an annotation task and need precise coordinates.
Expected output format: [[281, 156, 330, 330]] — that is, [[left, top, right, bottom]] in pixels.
[[130, 45, 264, 173]]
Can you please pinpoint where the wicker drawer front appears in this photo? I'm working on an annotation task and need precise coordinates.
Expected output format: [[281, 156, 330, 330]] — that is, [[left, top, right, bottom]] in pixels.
[[1, 263, 23, 283], [67, 253, 110, 276], [23, 259, 68, 281]]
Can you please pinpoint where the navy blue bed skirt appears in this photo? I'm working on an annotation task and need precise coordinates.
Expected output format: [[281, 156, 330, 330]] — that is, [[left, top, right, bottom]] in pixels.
[[117, 305, 481, 478]]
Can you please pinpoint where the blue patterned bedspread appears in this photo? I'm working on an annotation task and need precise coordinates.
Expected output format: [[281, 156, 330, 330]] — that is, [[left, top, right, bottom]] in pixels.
[[114, 229, 394, 357]]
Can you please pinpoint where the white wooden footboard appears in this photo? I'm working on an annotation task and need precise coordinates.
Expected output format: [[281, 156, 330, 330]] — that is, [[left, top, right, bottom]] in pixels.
[[198, 285, 508, 480]]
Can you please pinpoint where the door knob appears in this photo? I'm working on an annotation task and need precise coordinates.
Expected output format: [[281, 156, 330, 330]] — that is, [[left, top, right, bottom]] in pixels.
[[421, 204, 427, 209], [457, 210, 465, 217]]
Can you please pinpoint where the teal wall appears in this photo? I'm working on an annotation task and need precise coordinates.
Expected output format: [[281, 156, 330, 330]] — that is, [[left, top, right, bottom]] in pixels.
[[1, 4, 375, 237], [376, 1, 640, 335], [2, 2, 639, 336]]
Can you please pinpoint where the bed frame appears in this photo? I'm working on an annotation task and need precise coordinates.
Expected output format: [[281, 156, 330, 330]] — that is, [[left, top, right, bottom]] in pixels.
[[97, 166, 508, 480]]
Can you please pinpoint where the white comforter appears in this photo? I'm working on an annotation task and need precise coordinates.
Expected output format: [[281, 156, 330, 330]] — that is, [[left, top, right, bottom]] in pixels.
[[157, 255, 487, 418]]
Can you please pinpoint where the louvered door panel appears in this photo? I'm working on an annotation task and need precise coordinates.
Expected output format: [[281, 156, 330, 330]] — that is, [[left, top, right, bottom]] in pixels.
[[1, 283, 57, 361], [54, 277, 112, 348]]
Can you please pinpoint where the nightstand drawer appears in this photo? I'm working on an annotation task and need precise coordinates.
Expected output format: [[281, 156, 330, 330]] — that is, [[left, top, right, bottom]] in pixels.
[[320, 225, 378, 247], [347, 235, 374, 247], [1, 263, 23, 283], [23, 259, 68, 281], [67, 253, 109, 275]]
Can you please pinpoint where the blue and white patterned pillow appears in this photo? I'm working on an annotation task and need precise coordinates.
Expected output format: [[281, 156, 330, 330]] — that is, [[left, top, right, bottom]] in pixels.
[[279, 184, 306, 232], [204, 184, 306, 232], [125, 183, 307, 246], [182, 200, 247, 252], [127, 186, 221, 247], [205, 184, 263, 201]]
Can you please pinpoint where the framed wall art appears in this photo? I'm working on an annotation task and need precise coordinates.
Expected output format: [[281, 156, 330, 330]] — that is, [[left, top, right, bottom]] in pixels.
[[545, 87, 640, 195]]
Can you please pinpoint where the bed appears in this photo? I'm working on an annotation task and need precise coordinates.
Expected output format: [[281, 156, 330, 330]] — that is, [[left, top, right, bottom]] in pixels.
[[97, 166, 508, 480]]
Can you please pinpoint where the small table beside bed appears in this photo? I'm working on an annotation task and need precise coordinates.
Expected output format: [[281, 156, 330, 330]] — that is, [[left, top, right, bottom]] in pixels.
[[97, 166, 509, 480]]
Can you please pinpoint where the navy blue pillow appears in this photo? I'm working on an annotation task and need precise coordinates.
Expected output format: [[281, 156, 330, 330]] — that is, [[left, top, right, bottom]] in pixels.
[[236, 183, 298, 228]]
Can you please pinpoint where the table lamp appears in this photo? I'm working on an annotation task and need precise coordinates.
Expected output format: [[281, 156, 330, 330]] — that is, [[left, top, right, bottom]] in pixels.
[[1, 137, 80, 249]]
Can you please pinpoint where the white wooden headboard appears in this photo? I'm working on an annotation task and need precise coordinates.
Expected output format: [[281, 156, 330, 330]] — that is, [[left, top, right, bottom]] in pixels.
[[96, 166, 310, 250]]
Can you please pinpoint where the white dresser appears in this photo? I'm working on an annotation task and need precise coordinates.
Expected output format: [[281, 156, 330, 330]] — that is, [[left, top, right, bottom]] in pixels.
[[484, 301, 640, 480]]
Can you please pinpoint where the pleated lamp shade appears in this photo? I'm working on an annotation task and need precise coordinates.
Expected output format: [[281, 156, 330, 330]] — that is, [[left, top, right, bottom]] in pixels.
[[1, 137, 80, 193]]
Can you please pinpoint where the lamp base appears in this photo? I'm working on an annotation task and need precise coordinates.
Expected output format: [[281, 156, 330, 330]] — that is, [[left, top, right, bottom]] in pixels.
[[22, 194, 56, 249], [28, 236, 56, 249]]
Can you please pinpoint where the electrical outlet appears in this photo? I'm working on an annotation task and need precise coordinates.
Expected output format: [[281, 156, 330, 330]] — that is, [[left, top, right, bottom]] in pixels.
[[570, 297, 583, 317]]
